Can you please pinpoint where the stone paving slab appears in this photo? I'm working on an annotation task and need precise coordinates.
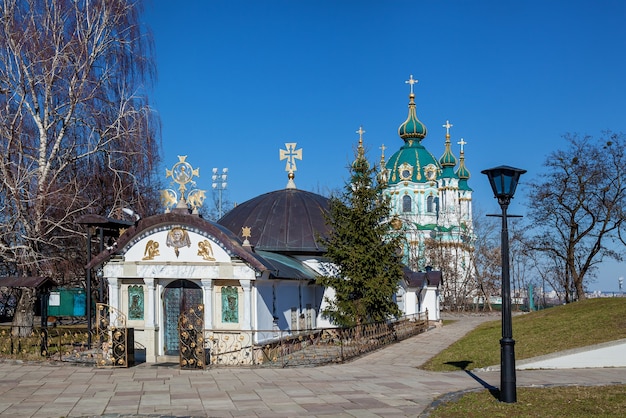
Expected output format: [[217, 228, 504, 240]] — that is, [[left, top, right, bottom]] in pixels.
[[0, 314, 625, 417]]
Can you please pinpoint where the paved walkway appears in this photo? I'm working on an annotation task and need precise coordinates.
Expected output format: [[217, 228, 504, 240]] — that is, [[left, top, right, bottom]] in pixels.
[[0, 315, 624, 417]]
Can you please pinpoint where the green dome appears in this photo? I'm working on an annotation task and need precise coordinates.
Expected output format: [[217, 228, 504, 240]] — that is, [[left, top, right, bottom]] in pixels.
[[386, 91, 439, 185], [397, 93, 427, 140], [385, 142, 440, 185], [439, 133, 458, 179], [456, 151, 472, 191]]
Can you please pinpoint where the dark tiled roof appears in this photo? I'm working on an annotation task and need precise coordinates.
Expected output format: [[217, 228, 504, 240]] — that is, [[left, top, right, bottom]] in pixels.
[[0, 277, 57, 289], [218, 189, 331, 254], [403, 267, 442, 288]]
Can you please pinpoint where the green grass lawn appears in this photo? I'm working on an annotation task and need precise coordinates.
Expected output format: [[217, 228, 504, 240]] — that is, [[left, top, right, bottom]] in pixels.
[[422, 298, 626, 371], [428, 385, 626, 417]]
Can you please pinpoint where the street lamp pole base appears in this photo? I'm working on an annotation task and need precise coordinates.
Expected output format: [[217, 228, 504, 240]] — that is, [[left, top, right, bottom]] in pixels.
[[500, 337, 517, 403]]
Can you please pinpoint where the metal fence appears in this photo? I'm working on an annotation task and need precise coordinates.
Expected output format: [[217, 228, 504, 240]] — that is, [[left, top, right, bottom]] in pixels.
[[0, 326, 91, 360], [0, 311, 430, 368], [200, 311, 430, 368], [0, 304, 134, 368]]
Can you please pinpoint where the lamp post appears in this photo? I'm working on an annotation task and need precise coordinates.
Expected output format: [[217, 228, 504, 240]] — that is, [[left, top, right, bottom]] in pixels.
[[481, 165, 526, 403], [212, 167, 228, 218]]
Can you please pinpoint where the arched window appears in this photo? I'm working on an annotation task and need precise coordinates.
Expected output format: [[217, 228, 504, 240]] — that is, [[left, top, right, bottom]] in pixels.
[[402, 195, 412, 212], [427, 195, 434, 212]]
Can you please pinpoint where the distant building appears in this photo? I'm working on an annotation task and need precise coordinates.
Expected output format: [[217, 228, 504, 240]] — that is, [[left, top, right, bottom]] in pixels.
[[381, 77, 475, 307]]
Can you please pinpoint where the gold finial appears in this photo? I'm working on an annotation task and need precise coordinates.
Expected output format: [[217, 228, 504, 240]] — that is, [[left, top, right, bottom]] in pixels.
[[443, 120, 453, 138], [242, 226, 252, 247], [165, 155, 200, 196], [405, 74, 418, 94], [379, 143, 386, 160], [164, 156, 205, 212]]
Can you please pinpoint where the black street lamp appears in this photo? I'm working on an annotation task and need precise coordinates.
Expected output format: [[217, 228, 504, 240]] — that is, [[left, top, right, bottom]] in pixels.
[[481, 165, 526, 403]]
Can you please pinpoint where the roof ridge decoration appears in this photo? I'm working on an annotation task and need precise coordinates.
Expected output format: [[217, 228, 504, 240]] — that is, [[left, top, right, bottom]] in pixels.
[[398, 75, 427, 144], [279, 143, 302, 189], [161, 156, 206, 214]]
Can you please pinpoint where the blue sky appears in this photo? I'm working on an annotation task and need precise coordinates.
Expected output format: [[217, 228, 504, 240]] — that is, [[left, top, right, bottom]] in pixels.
[[143, 1, 626, 291]]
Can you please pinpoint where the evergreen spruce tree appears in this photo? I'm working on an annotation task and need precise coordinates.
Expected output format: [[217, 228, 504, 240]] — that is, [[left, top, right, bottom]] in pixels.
[[318, 139, 404, 327]]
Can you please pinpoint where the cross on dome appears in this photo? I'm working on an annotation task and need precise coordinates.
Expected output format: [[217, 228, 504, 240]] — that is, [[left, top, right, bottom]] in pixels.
[[405, 75, 418, 94], [443, 120, 453, 136], [379, 143, 386, 158], [279, 143, 302, 189], [279, 143, 302, 173], [356, 126, 366, 141], [457, 138, 467, 153]]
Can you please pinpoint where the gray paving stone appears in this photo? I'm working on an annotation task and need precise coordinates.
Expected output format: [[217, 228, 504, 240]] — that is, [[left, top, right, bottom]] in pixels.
[[1, 314, 625, 417]]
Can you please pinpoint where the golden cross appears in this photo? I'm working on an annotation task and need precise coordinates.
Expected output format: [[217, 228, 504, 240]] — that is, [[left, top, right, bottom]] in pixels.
[[165, 155, 200, 196], [443, 120, 453, 136]]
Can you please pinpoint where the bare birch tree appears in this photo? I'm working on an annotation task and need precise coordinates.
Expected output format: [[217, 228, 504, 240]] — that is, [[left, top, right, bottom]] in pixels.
[[0, 0, 161, 335]]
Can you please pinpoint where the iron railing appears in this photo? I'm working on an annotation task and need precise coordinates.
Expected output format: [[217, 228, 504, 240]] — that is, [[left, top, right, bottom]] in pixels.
[[0, 311, 430, 368], [203, 311, 430, 368]]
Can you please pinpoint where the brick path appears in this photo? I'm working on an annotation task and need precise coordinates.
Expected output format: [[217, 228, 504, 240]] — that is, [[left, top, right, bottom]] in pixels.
[[0, 314, 624, 417]]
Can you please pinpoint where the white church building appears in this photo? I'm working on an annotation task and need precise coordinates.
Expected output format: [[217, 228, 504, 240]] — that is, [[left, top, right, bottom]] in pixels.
[[85, 79, 451, 365], [382, 76, 475, 308]]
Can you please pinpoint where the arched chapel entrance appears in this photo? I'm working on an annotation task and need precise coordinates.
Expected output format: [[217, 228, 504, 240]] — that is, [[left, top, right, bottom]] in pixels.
[[163, 279, 202, 355]]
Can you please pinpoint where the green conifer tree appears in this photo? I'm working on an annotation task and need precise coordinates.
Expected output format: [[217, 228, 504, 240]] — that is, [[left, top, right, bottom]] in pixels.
[[318, 140, 404, 327]]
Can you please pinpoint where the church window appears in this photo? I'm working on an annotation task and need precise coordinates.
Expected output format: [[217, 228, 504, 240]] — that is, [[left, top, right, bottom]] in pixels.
[[305, 304, 314, 330], [290, 307, 298, 330], [221, 286, 239, 323], [128, 285, 144, 320], [402, 195, 412, 212], [427, 195, 434, 212]]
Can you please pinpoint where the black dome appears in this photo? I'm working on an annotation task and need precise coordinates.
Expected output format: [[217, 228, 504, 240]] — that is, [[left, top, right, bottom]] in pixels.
[[217, 189, 331, 254]]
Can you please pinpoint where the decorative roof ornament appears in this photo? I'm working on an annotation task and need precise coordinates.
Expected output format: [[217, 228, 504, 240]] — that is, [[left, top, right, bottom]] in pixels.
[[241, 226, 252, 247], [279, 143, 302, 189], [456, 137, 472, 191], [378, 143, 388, 184], [356, 126, 366, 159], [439, 120, 457, 168], [162, 156, 206, 213], [456, 138, 471, 180], [398, 75, 427, 142], [351, 126, 371, 188], [405, 74, 418, 94]]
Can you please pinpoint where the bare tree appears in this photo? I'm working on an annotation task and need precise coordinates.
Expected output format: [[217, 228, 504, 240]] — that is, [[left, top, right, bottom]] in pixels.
[[0, 0, 161, 335], [471, 209, 500, 311], [526, 132, 626, 302]]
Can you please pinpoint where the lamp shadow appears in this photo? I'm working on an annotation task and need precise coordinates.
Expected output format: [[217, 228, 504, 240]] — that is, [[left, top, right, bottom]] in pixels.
[[444, 361, 500, 400]]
